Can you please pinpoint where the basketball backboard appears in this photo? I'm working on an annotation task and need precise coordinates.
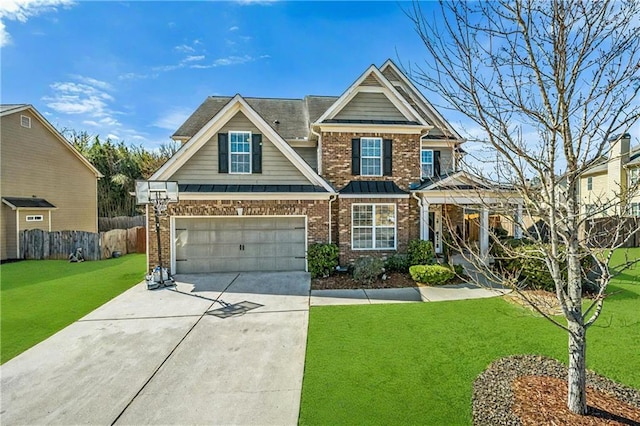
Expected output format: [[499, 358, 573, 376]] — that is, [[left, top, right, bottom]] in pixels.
[[135, 181, 179, 205]]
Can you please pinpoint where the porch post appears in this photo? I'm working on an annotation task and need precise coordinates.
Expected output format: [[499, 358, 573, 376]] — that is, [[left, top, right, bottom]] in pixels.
[[480, 206, 489, 259], [514, 203, 523, 239]]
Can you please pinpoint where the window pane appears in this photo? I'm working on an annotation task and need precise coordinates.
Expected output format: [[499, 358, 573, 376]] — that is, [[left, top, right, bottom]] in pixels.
[[353, 228, 373, 249], [361, 158, 381, 176], [375, 228, 395, 249], [231, 153, 250, 173], [353, 205, 373, 226], [421, 150, 433, 163], [362, 139, 381, 157], [421, 164, 433, 178], [375, 205, 395, 226]]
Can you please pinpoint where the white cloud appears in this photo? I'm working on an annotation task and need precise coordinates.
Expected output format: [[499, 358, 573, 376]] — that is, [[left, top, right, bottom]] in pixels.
[[229, 25, 239, 31], [118, 72, 155, 81], [153, 109, 192, 131], [174, 44, 195, 53], [0, 0, 74, 47], [71, 75, 112, 91], [183, 55, 205, 62], [190, 54, 257, 69], [234, 0, 276, 5], [107, 133, 120, 141]]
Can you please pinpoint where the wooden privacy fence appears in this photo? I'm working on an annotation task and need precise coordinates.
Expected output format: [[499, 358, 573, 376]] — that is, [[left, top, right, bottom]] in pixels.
[[98, 215, 145, 232], [20, 226, 146, 260], [585, 217, 640, 248]]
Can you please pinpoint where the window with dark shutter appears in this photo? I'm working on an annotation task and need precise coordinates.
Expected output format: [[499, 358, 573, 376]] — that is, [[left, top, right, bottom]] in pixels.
[[218, 133, 229, 173], [352, 138, 361, 175], [383, 139, 393, 176], [434, 150, 441, 177], [252, 134, 262, 174]]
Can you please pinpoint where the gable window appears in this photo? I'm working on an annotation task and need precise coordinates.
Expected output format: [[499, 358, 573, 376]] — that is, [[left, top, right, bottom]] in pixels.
[[587, 176, 593, 191], [20, 115, 31, 128], [229, 131, 251, 174], [421, 149, 434, 178], [26, 215, 43, 222], [630, 168, 639, 187], [352, 203, 396, 250], [360, 138, 382, 176]]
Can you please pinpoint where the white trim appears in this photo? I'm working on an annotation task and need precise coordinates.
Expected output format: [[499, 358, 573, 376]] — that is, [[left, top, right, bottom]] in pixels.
[[170, 214, 309, 273], [150, 95, 334, 193], [0, 105, 102, 178], [25, 214, 44, 222], [48, 210, 52, 232], [315, 65, 426, 125], [421, 148, 434, 178], [380, 60, 463, 141], [351, 203, 397, 251], [339, 193, 409, 199], [314, 123, 430, 134], [360, 137, 383, 177], [179, 192, 334, 201], [228, 130, 252, 174], [15, 210, 20, 259], [419, 194, 518, 205]]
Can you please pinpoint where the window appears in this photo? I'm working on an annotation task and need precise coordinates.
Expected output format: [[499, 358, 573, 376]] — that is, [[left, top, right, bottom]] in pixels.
[[26, 215, 43, 222], [20, 115, 31, 128], [229, 131, 251, 174], [587, 176, 593, 191], [352, 204, 396, 250], [360, 138, 382, 176], [630, 168, 639, 187], [421, 149, 434, 178], [631, 203, 640, 218]]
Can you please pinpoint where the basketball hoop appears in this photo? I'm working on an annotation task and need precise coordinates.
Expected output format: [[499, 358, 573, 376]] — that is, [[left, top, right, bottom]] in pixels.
[[135, 181, 179, 289]]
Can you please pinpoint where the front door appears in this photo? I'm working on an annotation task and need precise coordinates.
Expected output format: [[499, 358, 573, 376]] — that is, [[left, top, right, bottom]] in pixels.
[[428, 212, 436, 248]]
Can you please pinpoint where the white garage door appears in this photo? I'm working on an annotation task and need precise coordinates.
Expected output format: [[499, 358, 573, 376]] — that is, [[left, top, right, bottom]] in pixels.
[[174, 217, 306, 273]]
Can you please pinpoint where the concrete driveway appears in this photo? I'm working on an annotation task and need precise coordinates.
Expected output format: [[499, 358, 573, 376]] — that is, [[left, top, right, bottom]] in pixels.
[[0, 272, 310, 425]]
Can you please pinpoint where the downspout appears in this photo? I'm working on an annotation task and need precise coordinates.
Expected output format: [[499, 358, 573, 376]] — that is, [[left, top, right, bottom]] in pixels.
[[310, 124, 322, 175], [411, 192, 424, 240], [328, 194, 337, 244]]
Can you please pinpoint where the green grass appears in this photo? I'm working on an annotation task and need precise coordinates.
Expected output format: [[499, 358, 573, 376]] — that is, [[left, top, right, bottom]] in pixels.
[[1, 254, 146, 364], [300, 248, 640, 425]]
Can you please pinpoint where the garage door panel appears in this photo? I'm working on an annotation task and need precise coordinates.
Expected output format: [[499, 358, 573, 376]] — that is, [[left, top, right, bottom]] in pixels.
[[174, 217, 306, 273]]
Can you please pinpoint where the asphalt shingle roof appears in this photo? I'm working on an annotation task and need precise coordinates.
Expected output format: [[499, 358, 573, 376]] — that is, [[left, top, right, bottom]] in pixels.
[[2, 197, 56, 209]]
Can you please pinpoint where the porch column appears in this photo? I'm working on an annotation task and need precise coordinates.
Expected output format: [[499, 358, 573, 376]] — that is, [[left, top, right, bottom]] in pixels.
[[422, 199, 430, 241], [514, 203, 523, 239], [480, 206, 490, 259]]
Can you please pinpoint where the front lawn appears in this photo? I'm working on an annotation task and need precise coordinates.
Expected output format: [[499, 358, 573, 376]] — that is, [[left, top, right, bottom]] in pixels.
[[300, 248, 640, 425], [1, 254, 146, 364]]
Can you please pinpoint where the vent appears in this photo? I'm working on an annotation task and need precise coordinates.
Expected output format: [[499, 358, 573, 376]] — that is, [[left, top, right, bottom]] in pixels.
[[20, 115, 31, 128]]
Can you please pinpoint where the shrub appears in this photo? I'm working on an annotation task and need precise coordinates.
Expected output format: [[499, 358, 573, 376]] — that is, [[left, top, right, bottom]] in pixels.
[[452, 263, 466, 277], [407, 239, 435, 266], [352, 256, 385, 285], [385, 254, 409, 273], [307, 243, 339, 278], [409, 264, 455, 285]]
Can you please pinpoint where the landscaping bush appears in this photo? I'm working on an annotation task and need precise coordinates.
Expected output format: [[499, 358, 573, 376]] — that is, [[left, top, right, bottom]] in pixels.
[[307, 243, 340, 278], [385, 254, 409, 273], [409, 264, 455, 285], [407, 239, 435, 266], [452, 263, 466, 277], [352, 256, 385, 285]]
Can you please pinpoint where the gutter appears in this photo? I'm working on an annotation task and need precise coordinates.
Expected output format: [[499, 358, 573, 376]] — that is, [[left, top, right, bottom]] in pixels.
[[328, 194, 337, 244], [411, 192, 424, 241]]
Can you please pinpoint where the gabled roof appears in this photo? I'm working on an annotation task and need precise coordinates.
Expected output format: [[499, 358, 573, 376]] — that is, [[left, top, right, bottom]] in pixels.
[[379, 60, 463, 141], [415, 171, 493, 191], [152, 94, 335, 193], [314, 64, 427, 126], [582, 145, 640, 176], [0, 104, 103, 178], [2, 197, 56, 209]]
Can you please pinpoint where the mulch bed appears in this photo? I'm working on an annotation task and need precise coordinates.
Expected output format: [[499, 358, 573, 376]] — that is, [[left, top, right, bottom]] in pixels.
[[311, 272, 416, 290], [473, 355, 640, 425]]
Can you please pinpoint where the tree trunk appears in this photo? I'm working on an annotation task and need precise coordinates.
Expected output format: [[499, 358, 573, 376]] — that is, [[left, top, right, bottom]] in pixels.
[[568, 320, 587, 414]]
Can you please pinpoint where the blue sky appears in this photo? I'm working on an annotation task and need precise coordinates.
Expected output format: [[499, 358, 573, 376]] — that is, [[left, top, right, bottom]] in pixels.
[[1, 0, 448, 149]]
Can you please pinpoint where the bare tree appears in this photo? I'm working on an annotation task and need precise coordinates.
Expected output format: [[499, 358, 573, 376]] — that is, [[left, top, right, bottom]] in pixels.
[[406, 0, 640, 415]]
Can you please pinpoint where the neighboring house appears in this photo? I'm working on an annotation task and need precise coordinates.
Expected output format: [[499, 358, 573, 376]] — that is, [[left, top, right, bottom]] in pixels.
[[580, 133, 639, 217], [0, 104, 102, 261], [148, 60, 518, 273]]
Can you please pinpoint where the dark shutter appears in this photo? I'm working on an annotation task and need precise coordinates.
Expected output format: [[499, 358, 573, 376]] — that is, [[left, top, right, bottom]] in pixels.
[[383, 139, 393, 176], [351, 138, 360, 175], [434, 150, 441, 177], [252, 134, 262, 174], [218, 133, 228, 173]]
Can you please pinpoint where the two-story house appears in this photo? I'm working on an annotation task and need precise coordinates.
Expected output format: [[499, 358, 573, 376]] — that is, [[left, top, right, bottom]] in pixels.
[[147, 60, 514, 273], [1, 104, 102, 261], [580, 133, 639, 217]]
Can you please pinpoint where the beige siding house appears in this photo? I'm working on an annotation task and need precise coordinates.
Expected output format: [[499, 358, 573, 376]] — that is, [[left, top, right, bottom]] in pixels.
[[1, 105, 102, 260], [580, 133, 639, 217]]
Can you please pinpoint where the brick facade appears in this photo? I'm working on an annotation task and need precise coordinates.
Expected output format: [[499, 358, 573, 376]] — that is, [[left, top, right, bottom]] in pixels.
[[147, 199, 330, 272], [320, 131, 422, 191]]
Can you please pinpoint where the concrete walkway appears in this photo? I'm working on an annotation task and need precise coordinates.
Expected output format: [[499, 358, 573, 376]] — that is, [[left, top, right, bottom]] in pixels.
[[1, 272, 310, 426], [310, 282, 510, 306]]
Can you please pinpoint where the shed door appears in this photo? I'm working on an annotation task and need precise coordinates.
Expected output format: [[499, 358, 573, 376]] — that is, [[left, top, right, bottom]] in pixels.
[[174, 217, 306, 273]]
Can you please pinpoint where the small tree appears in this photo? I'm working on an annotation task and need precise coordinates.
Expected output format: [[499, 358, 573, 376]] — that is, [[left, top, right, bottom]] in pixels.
[[407, 0, 639, 415]]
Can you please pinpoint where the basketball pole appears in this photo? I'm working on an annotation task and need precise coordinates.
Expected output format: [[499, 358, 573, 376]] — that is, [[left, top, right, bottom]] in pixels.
[[154, 192, 164, 286]]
